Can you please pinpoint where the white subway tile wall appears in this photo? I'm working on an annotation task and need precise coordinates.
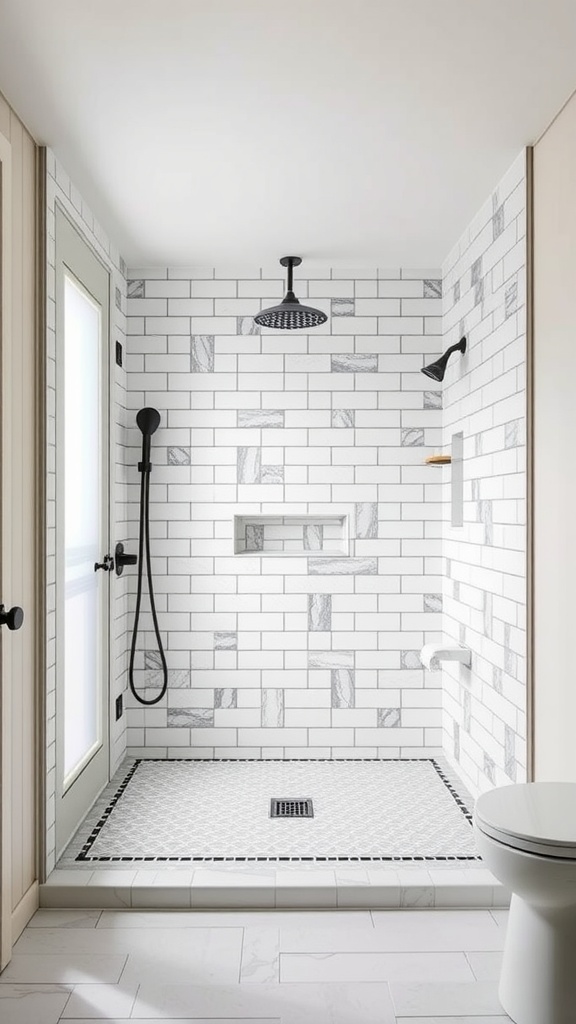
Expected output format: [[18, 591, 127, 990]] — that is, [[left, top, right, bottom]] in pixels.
[[124, 267, 444, 758], [45, 153, 128, 872], [441, 151, 527, 796]]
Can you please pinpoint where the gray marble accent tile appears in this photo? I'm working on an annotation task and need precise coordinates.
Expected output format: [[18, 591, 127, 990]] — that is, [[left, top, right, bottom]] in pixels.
[[478, 499, 493, 545], [504, 623, 517, 677], [453, 581, 460, 601], [238, 446, 261, 484], [246, 525, 264, 551], [423, 391, 442, 410], [493, 203, 505, 240], [191, 335, 215, 372], [331, 353, 378, 373], [168, 446, 191, 465], [332, 408, 355, 428], [262, 688, 284, 727], [483, 592, 493, 638], [308, 650, 354, 670], [378, 708, 401, 727], [147, 667, 189, 690], [459, 623, 466, 645], [505, 419, 520, 448], [331, 297, 355, 316], [144, 650, 163, 669], [493, 666, 503, 694], [424, 594, 442, 613], [475, 433, 483, 457], [474, 278, 484, 306], [445, 558, 452, 578], [462, 688, 471, 732], [505, 725, 517, 781], [214, 688, 237, 709], [484, 752, 496, 784], [214, 632, 237, 650], [331, 669, 355, 709], [237, 315, 261, 335], [168, 670, 191, 689], [355, 502, 378, 539], [471, 479, 479, 501], [471, 256, 483, 287], [261, 465, 284, 484], [401, 428, 424, 447], [308, 593, 332, 632], [453, 279, 460, 304], [308, 557, 377, 575], [119, 255, 127, 276], [128, 279, 145, 299], [238, 409, 284, 428], [454, 720, 460, 760], [401, 650, 422, 670], [167, 708, 214, 728], [115, 285, 122, 310], [423, 279, 442, 298], [505, 279, 518, 318], [304, 525, 324, 551]]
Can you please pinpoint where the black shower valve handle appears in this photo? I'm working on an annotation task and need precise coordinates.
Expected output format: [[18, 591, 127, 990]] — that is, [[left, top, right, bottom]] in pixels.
[[115, 542, 138, 576]]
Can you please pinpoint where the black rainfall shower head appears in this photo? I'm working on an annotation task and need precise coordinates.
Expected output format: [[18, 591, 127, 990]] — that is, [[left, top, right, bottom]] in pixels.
[[136, 407, 161, 436], [254, 257, 328, 330], [421, 337, 467, 382]]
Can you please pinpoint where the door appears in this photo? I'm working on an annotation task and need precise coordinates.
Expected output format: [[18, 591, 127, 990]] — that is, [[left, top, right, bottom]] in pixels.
[[55, 206, 111, 854], [0, 103, 41, 969]]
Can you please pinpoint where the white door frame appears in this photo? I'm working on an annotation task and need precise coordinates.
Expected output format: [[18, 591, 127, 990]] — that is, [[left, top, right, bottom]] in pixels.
[[54, 202, 112, 856]]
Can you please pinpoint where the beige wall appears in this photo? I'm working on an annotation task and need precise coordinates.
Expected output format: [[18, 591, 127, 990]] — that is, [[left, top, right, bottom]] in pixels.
[[0, 91, 42, 963], [533, 90, 576, 781]]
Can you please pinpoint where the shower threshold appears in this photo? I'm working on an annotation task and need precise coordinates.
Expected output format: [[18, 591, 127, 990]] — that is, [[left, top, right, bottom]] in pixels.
[[42, 757, 509, 910]]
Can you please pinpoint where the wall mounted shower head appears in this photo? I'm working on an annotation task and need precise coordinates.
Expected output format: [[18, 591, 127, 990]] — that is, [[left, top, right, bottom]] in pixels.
[[421, 337, 467, 382], [254, 256, 328, 330], [136, 407, 161, 436]]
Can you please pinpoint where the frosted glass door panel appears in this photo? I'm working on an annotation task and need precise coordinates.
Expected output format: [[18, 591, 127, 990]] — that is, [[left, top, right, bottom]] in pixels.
[[63, 275, 102, 785]]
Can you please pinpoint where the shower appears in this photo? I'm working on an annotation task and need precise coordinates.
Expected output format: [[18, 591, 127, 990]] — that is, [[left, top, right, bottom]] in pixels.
[[421, 336, 467, 382], [254, 256, 328, 330], [128, 407, 168, 706]]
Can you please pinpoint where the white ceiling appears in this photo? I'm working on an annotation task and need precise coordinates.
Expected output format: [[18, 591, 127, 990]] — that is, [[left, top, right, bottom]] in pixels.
[[1, 0, 575, 267]]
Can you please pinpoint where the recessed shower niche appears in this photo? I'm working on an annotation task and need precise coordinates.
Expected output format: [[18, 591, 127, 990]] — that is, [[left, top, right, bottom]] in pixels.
[[233, 514, 349, 556]]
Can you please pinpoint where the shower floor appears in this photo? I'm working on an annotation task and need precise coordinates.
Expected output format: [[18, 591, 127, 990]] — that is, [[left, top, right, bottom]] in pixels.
[[61, 757, 478, 864]]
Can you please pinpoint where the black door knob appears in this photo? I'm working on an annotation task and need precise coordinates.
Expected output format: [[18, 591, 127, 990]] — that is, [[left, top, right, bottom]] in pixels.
[[0, 605, 24, 630], [94, 554, 114, 572]]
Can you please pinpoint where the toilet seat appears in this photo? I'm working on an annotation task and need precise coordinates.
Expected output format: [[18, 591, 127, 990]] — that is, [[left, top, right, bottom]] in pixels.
[[474, 782, 576, 860]]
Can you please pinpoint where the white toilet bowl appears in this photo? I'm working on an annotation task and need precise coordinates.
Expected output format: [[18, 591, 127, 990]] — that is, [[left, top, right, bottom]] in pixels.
[[474, 782, 576, 1024]]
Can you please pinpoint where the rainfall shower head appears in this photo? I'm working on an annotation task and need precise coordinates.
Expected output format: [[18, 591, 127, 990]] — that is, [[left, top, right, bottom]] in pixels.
[[136, 407, 161, 436], [254, 257, 328, 330], [421, 337, 467, 382]]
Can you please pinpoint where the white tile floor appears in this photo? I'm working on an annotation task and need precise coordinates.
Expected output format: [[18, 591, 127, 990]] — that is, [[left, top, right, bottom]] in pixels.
[[0, 907, 512, 1022]]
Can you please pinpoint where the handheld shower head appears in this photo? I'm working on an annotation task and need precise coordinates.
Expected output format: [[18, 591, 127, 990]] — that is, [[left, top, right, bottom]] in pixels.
[[421, 337, 467, 382], [136, 407, 161, 436]]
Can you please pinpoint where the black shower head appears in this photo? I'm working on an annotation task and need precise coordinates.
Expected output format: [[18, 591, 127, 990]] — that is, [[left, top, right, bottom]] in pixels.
[[136, 407, 161, 436], [421, 337, 467, 382], [254, 257, 328, 330]]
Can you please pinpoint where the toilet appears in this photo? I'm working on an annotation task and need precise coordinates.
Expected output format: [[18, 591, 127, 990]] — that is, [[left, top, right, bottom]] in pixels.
[[474, 782, 576, 1024]]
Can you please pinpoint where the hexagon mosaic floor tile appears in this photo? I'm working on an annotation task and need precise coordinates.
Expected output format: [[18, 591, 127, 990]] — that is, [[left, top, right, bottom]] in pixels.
[[74, 758, 478, 862]]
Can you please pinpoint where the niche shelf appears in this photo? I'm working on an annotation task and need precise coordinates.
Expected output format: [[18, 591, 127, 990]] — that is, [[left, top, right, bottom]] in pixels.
[[234, 514, 349, 556], [425, 454, 452, 465]]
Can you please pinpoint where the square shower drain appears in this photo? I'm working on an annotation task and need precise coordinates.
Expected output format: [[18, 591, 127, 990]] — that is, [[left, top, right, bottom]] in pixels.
[[270, 797, 314, 819]]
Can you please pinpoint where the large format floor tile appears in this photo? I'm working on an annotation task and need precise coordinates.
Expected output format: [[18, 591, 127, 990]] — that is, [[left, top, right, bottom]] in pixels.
[[1, 908, 511, 1023]]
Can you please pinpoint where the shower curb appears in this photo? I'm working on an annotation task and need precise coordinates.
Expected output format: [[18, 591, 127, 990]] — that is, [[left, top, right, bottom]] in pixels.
[[39, 866, 510, 910]]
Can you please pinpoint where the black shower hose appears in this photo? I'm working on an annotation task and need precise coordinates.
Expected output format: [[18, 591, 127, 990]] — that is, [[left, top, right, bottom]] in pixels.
[[128, 463, 168, 705]]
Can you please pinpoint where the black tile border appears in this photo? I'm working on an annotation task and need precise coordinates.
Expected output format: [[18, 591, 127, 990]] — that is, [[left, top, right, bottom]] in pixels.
[[76, 758, 479, 863]]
